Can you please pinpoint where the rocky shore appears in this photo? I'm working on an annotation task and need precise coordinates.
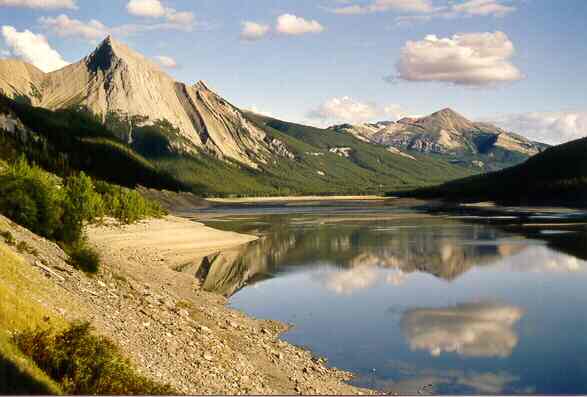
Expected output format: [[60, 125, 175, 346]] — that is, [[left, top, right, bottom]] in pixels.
[[2, 214, 376, 395]]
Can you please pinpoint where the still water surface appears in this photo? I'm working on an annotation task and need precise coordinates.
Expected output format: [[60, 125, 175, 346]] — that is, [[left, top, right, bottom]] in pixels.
[[191, 207, 587, 395]]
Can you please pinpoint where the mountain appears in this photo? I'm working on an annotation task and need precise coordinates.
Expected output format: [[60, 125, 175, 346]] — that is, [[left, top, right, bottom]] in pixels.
[[393, 136, 587, 206], [329, 108, 549, 171], [0, 36, 283, 168], [0, 36, 478, 196]]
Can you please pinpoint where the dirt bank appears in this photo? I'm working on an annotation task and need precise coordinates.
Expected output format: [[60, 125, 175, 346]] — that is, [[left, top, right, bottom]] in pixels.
[[2, 214, 376, 395]]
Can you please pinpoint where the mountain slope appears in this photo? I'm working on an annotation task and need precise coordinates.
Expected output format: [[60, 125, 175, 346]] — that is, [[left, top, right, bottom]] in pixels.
[[330, 108, 548, 171], [0, 36, 282, 167], [0, 36, 479, 196], [393, 136, 587, 206]]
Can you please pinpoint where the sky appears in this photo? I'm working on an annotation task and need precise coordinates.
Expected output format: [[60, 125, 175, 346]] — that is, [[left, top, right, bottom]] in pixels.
[[0, 0, 586, 144]]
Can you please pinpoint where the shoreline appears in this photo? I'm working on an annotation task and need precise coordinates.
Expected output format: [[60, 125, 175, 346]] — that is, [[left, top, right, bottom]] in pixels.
[[206, 195, 386, 204], [2, 213, 375, 395]]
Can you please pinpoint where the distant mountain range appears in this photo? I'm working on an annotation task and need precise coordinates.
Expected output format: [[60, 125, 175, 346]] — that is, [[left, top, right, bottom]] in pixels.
[[0, 36, 549, 196], [329, 108, 549, 171]]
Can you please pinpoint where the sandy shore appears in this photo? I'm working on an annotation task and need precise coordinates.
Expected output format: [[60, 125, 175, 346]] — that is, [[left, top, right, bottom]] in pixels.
[[87, 215, 258, 268]]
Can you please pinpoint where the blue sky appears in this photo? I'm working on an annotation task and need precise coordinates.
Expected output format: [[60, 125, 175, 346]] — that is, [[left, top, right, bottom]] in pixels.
[[0, 0, 586, 144]]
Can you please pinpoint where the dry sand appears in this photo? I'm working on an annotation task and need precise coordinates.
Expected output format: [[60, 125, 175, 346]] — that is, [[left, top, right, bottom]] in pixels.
[[87, 215, 258, 267]]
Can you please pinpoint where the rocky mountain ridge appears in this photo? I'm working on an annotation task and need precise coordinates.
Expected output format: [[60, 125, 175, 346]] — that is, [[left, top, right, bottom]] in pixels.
[[329, 108, 549, 170], [0, 36, 289, 167]]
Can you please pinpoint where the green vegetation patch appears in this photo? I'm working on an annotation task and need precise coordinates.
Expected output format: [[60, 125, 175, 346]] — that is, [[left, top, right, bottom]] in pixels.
[[15, 322, 176, 395]]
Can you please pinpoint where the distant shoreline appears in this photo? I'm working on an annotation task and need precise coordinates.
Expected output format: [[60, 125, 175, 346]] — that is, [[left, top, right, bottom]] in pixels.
[[206, 195, 387, 204]]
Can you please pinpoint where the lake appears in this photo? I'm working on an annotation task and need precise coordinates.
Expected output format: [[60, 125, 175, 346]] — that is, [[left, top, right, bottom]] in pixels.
[[187, 206, 587, 395]]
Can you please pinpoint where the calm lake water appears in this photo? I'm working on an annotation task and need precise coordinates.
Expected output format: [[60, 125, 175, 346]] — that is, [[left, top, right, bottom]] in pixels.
[[192, 206, 587, 395]]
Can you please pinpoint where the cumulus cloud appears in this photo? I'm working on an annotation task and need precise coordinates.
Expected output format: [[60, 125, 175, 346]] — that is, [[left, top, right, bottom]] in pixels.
[[276, 14, 324, 35], [308, 96, 406, 124], [401, 302, 524, 357], [39, 15, 108, 41], [240, 21, 270, 41], [153, 55, 177, 68], [127, 0, 165, 17], [395, 31, 524, 87], [486, 111, 587, 145], [1, 25, 68, 72], [0, 0, 76, 9], [126, 0, 194, 30], [321, 265, 380, 295]]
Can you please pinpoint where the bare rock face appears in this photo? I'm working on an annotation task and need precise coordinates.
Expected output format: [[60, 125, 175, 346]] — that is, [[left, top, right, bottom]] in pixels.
[[0, 36, 290, 167], [329, 107, 548, 169], [0, 60, 44, 104]]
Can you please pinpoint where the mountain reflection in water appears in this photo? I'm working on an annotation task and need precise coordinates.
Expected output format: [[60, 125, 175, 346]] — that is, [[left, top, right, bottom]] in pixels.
[[177, 215, 530, 297]]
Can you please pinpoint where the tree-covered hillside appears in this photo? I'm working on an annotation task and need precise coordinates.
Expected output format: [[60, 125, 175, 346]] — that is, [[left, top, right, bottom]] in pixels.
[[391, 136, 587, 206], [0, 95, 475, 197]]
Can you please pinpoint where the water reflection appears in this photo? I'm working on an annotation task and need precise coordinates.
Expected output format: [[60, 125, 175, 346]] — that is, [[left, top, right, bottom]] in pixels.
[[198, 210, 587, 395], [401, 303, 524, 358], [366, 367, 524, 395], [180, 216, 532, 297]]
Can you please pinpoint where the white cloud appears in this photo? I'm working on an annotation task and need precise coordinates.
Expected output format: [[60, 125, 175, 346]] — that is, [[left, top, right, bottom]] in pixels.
[[321, 265, 380, 295], [126, 0, 194, 30], [331, 0, 516, 22], [244, 105, 274, 118], [401, 302, 524, 358], [240, 21, 270, 41], [127, 0, 165, 17], [486, 111, 587, 145], [276, 14, 324, 35], [453, 0, 516, 17], [39, 15, 108, 41], [395, 31, 524, 86], [0, 0, 76, 9], [153, 55, 177, 68], [333, 0, 434, 14], [501, 245, 587, 272], [1, 25, 68, 72], [308, 96, 405, 124]]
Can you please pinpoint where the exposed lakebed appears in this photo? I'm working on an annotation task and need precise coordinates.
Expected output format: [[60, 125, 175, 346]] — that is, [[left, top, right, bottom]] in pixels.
[[186, 205, 587, 395]]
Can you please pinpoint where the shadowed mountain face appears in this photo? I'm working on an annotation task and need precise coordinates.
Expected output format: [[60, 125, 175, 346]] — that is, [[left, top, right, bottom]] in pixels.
[[329, 108, 549, 171], [176, 215, 528, 297], [0, 36, 284, 167]]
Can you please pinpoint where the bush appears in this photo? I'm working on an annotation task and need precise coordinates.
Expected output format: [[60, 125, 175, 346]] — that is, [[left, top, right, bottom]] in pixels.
[[67, 243, 101, 274], [0, 176, 63, 240], [0, 230, 15, 246], [14, 322, 176, 395]]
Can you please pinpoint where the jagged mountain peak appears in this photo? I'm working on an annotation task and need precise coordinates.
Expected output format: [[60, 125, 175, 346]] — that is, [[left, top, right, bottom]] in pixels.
[[86, 35, 161, 73], [193, 80, 212, 91]]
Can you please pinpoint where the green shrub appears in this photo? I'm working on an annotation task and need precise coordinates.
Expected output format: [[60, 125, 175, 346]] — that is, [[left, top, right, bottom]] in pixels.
[[67, 243, 101, 274], [0, 175, 63, 240], [14, 322, 176, 395], [0, 230, 15, 246]]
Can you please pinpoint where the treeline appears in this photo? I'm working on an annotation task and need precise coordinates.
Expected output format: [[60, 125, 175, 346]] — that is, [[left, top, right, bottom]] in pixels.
[[0, 95, 186, 191], [392, 136, 587, 206], [0, 157, 166, 272]]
